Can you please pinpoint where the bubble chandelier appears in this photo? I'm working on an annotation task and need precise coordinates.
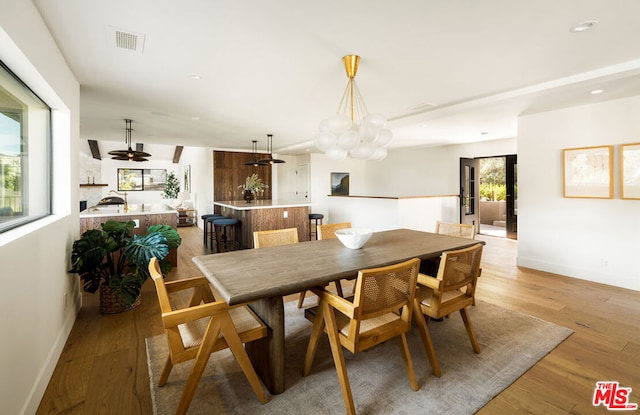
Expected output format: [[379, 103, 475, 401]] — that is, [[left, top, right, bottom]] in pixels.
[[313, 55, 392, 161]]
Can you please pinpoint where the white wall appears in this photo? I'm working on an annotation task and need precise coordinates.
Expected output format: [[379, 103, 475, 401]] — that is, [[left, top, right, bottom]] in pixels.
[[0, 3, 80, 414], [364, 138, 518, 197], [179, 146, 214, 226], [309, 139, 516, 230], [518, 96, 640, 291]]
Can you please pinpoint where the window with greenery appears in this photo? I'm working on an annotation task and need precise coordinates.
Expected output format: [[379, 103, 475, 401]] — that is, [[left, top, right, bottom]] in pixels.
[[0, 61, 51, 233], [117, 169, 167, 191]]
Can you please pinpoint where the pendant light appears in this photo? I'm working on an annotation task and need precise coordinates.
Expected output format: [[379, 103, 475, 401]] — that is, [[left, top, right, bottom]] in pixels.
[[108, 119, 151, 162], [244, 140, 263, 166], [257, 134, 285, 165], [314, 55, 392, 161]]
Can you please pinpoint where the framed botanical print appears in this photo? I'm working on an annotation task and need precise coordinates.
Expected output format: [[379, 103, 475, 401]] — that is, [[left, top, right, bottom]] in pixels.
[[621, 143, 640, 199], [562, 146, 613, 198]]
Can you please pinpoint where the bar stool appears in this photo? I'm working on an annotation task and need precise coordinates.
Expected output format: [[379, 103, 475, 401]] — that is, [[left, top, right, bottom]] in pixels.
[[213, 217, 240, 253], [308, 213, 324, 240], [203, 214, 225, 248]]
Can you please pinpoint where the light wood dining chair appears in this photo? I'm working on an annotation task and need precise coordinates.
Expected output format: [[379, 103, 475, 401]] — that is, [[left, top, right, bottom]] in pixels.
[[413, 243, 484, 377], [317, 221, 352, 240], [148, 258, 269, 415], [253, 227, 299, 248], [435, 220, 476, 239], [302, 258, 422, 415]]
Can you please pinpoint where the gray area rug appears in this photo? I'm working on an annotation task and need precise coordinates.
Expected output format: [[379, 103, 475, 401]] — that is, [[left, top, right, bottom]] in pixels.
[[146, 300, 573, 414]]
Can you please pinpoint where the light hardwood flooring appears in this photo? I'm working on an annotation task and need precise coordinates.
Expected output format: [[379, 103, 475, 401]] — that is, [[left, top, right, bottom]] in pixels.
[[36, 226, 640, 414]]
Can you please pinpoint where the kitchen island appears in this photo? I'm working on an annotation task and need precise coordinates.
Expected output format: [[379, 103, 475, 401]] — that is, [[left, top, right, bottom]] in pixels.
[[215, 200, 312, 249], [80, 203, 179, 265]]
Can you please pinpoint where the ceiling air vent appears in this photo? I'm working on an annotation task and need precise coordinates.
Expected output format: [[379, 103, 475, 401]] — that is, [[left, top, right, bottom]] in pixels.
[[109, 27, 145, 54]]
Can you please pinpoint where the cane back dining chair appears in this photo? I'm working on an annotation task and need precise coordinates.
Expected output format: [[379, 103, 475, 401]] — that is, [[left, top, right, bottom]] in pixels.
[[148, 257, 268, 415], [413, 243, 484, 377], [317, 221, 352, 240], [423, 221, 477, 288], [435, 220, 476, 239], [297, 221, 353, 308], [302, 258, 422, 415], [253, 227, 299, 248]]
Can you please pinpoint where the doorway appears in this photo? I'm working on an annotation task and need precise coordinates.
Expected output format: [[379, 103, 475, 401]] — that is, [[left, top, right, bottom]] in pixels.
[[460, 154, 517, 239]]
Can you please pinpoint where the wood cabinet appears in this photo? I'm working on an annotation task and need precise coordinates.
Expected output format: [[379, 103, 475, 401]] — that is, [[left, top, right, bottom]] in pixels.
[[177, 209, 195, 227], [213, 151, 272, 208]]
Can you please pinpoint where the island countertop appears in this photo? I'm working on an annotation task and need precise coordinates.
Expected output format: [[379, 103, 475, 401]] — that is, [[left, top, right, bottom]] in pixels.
[[214, 200, 311, 248], [214, 200, 312, 211], [80, 203, 177, 218]]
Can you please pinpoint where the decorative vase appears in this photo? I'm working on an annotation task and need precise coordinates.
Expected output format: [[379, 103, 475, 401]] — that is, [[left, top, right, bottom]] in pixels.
[[99, 284, 141, 314], [243, 189, 254, 203]]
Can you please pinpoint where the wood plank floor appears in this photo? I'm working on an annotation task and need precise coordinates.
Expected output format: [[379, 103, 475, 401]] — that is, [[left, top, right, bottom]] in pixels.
[[36, 227, 640, 414]]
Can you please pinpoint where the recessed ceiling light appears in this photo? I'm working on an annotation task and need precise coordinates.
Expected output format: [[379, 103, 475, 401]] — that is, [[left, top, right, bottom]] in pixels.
[[590, 89, 604, 95], [189, 74, 202, 80], [570, 20, 598, 33]]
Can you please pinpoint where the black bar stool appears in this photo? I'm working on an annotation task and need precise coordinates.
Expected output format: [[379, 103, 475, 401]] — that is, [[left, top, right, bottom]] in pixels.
[[213, 217, 240, 252], [203, 214, 224, 248], [308, 213, 324, 240]]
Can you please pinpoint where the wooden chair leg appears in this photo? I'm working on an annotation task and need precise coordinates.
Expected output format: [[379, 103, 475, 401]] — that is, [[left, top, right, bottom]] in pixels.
[[176, 318, 222, 415], [220, 313, 269, 404], [413, 300, 441, 377], [158, 356, 173, 387], [297, 291, 307, 308], [459, 307, 481, 354], [396, 333, 419, 391], [334, 280, 344, 297], [323, 301, 356, 415], [303, 301, 326, 376]]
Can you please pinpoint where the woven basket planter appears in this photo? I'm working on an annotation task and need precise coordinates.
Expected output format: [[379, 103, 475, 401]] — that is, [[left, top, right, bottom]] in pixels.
[[99, 284, 141, 314]]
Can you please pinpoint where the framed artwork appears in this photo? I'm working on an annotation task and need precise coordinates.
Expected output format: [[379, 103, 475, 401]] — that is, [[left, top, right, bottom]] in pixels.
[[184, 165, 191, 192], [117, 168, 167, 191], [562, 146, 613, 198], [621, 143, 640, 199], [331, 172, 349, 195]]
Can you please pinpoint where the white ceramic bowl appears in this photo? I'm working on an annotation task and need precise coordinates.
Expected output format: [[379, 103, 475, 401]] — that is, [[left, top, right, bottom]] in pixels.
[[334, 228, 373, 249]]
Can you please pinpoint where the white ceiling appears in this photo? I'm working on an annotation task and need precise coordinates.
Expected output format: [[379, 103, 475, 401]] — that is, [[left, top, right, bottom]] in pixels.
[[34, 0, 640, 157]]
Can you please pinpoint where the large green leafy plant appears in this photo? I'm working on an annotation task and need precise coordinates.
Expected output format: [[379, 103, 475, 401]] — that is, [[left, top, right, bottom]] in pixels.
[[70, 220, 182, 307]]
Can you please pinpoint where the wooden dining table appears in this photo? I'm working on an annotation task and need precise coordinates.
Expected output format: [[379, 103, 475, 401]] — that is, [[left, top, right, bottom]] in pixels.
[[192, 228, 484, 394]]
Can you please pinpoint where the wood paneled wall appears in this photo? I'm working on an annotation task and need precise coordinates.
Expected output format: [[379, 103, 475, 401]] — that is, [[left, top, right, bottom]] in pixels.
[[220, 205, 310, 249], [214, 151, 272, 203]]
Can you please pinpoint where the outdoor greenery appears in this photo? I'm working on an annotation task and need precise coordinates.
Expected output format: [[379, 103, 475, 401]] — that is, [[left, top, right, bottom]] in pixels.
[[162, 171, 180, 199], [480, 158, 506, 201]]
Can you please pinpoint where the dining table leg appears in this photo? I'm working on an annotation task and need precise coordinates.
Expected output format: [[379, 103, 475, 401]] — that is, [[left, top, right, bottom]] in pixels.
[[246, 296, 285, 394]]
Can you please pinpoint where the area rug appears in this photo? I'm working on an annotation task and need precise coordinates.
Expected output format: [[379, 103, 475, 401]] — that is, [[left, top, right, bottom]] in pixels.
[[146, 300, 573, 415]]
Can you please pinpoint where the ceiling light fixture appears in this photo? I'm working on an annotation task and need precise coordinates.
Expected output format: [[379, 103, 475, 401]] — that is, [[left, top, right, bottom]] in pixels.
[[108, 119, 151, 162], [570, 20, 598, 33], [257, 134, 286, 165], [314, 55, 392, 161], [244, 140, 263, 166]]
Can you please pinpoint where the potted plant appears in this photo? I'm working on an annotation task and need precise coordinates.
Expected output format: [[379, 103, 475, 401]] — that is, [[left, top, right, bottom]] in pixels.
[[69, 220, 182, 313], [162, 171, 181, 201], [238, 173, 268, 202]]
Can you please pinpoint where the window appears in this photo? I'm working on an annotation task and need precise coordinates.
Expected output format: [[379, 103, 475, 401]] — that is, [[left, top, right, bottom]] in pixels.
[[0, 61, 51, 233], [117, 168, 166, 191]]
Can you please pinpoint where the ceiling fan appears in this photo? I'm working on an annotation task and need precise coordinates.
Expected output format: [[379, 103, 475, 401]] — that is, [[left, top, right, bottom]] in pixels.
[[108, 119, 151, 162]]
